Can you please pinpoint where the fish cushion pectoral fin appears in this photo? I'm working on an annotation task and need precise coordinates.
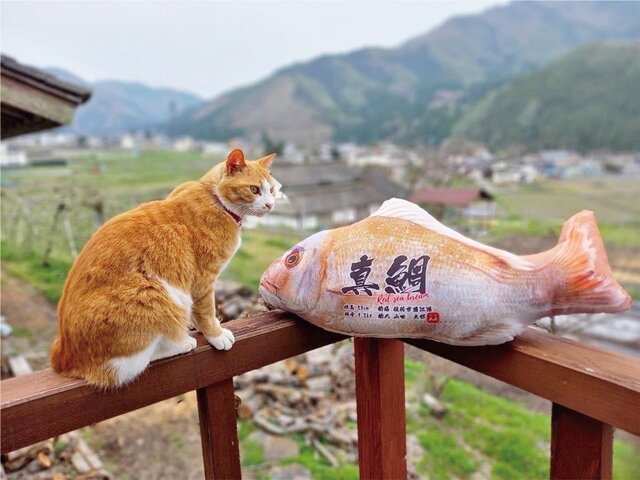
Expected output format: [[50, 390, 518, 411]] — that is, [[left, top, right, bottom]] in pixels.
[[449, 321, 526, 346]]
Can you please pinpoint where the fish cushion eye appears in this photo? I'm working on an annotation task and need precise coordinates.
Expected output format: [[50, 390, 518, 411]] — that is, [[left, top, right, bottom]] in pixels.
[[284, 248, 303, 268]]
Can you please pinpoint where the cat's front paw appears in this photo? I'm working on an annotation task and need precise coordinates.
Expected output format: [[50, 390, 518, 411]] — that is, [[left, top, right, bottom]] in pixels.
[[207, 328, 235, 351]]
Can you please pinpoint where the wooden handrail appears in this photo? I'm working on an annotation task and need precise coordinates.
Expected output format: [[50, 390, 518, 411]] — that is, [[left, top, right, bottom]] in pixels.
[[0, 311, 346, 453], [405, 328, 640, 435], [1, 313, 639, 480]]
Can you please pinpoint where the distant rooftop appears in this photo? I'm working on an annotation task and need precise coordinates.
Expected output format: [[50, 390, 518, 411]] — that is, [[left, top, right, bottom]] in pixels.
[[410, 187, 493, 207], [272, 162, 359, 188], [272, 162, 408, 216]]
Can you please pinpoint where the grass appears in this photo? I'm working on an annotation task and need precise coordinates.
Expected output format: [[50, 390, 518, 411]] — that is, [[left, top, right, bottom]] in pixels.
[[496, 178, 640, 225], [237, 421, 266, 466], [170, 434, 185, 450], [10, 326, 33, 339], [486, 216, 640, 248], [280, 442, 359, 480], [614, 441, 640, 480], [1, 240, 71, 303], [221, 230, 299, 289], [238, 421, 358, 478], [403, 358, 639, 480], [417, 427, 477, 480]]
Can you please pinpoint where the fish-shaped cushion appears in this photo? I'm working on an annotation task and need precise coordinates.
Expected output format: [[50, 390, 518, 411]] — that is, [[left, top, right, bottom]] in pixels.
[[259, 199, 631, 345]]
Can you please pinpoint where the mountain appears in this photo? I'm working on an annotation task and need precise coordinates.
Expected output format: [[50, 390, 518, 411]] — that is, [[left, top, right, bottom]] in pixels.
[[452, 43, 640, 152], [45, 69, 202, 136], [166, 1, 640, 146]]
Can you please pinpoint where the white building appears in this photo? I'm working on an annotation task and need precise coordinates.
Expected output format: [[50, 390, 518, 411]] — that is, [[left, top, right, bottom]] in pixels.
[[0, 143, 28, 167], [200, 141, 229, 156], [173, 136, 197, 152]]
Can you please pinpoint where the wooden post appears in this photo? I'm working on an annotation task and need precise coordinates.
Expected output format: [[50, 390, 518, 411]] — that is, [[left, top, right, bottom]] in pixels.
[[354, 338, 407, 479], [197, 379, 242, 480], [550, 403, 613, 480]]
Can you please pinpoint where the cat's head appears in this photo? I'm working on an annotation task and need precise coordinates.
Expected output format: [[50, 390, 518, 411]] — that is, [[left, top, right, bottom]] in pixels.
[[213, 149, 278, 218]]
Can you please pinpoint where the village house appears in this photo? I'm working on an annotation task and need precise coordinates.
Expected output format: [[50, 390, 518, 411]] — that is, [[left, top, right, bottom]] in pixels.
[[199, 141, 229, 157], [0, 143, 28, 168], [490, 163, 529, 184], [247, 162, 408, 231], [410, 186, 495, 221]]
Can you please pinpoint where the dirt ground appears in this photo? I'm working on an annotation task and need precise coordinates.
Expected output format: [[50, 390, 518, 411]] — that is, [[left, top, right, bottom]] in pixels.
[[1, 267, 59, 372], [83, 393, 207, 480]]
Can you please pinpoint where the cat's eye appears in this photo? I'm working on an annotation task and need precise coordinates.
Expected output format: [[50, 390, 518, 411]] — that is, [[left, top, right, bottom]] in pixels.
[[250, 185, 260, 194], [270, 186, 275, 194], [284, 248, 302, 268]]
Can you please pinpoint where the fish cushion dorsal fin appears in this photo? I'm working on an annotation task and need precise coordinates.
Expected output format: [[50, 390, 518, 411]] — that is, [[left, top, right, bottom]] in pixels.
[[370, 198, 535, 271]]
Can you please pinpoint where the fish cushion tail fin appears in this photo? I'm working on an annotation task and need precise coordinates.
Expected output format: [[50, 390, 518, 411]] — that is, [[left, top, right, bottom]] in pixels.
[[550, 210, 631, 315]]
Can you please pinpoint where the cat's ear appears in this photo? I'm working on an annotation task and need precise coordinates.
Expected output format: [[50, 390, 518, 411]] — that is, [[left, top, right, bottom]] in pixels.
[[257, 153, 276, 170], [226, 149, 246, 175]]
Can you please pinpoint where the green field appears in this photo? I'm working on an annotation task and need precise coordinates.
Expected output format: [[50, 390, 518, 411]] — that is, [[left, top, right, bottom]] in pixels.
[[496, 178, 640, 224]]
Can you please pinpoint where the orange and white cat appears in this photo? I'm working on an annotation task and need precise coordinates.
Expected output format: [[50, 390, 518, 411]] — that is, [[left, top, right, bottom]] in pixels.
[[51, 149, 277, 388]]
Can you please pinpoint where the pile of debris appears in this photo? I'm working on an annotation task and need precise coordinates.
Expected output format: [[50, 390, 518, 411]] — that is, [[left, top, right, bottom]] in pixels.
[[234, 341, 359, 468], [1, 433, 111, 480], [215, 281, 268, 322]]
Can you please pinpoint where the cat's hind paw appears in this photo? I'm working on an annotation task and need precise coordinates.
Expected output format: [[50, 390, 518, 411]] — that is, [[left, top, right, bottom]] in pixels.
[[182, 335, 198, 352], [207, 328, 235, 351]]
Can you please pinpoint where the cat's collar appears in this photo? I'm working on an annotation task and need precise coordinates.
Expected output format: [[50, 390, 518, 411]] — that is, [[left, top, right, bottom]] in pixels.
[[214, 194, 243, 226]]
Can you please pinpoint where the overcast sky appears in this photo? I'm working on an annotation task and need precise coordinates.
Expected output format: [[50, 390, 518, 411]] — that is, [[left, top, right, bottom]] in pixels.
[[2, 1, 501, 99]]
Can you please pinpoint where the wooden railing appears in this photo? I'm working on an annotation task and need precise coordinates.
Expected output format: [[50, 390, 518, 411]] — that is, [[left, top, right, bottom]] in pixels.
[[1, 311, 639, 479]]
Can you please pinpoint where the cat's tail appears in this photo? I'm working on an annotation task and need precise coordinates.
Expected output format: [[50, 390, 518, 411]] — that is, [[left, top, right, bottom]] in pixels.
[[545, 211, 631, 315], [51, 337, 118, 389], [50, 336, 67, 372]]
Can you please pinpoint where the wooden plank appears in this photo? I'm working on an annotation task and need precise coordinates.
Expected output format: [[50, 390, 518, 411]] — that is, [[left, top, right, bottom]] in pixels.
[[354, 338, 407, 479], [1, 68, 90, 104], [405, 327, 640, 435], [550, 403, 613, 480], [1, 76, 75, 127], [197, 379, 241, 480], [0, 311, 346, 453], [7, 356, 33, 377]]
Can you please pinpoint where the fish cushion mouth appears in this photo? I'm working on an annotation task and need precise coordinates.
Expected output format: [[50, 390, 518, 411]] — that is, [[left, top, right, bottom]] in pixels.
[[258, 247, 326, 313], [258, 283, 281, 311]]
